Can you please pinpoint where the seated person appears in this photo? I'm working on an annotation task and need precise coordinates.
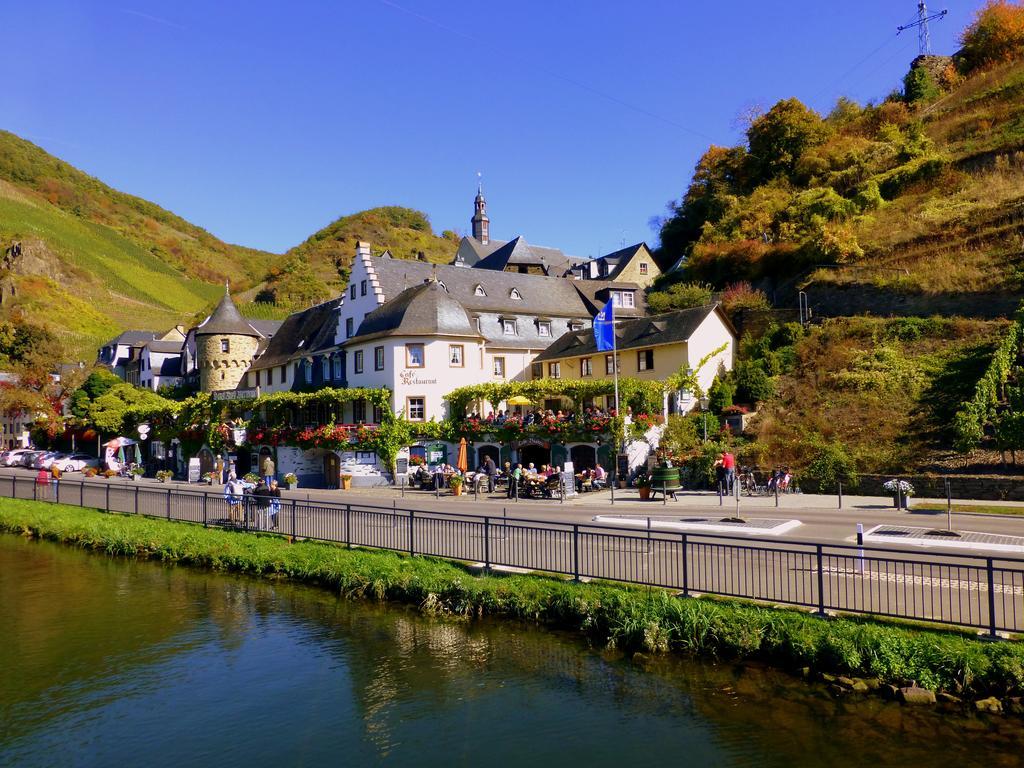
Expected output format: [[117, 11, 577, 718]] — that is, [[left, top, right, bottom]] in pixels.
[[592, 464, 608, 489]]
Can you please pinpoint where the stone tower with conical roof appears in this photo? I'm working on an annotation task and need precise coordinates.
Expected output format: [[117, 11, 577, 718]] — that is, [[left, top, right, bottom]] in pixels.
[[195, 284, 261, 393]]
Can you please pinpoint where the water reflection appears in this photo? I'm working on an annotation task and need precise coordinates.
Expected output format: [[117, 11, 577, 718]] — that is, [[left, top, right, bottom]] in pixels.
[[0, 536, 1020, 768]]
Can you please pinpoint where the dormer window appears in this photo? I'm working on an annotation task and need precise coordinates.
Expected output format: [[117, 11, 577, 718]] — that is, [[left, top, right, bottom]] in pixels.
[[474, 284, 486, 297], [502, 319, 517, 336], [510, 288, 522, 301], [537, 321, 551, 337]]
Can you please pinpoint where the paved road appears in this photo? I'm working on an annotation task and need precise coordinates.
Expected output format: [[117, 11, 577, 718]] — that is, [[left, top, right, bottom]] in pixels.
[[5, 467, 1024, 634]]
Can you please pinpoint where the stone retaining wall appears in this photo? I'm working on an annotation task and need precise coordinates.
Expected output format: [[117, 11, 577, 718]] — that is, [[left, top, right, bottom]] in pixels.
[[812, 473, 1024, 501]]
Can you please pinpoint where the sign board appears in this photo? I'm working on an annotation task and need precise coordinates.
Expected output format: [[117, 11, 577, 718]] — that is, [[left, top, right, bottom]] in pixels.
[[429, 451, 443, 463], [211, 389, 258, 402], [188, 458, 201, 483], [396, 457, 409, 475], [231, 427, 247, 445], [616, 453, 629, 481], [560, 470, 577, 497], [563, 461, 574, 475]]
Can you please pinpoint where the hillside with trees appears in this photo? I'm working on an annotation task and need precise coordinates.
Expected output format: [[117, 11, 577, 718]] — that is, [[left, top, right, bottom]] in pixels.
[[256, 207, 459, 311], [649, 1, 1024, 481]]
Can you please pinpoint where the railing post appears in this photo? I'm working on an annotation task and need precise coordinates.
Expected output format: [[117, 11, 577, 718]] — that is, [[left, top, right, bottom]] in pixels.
[[345, 504, 352, 548], [987, 558, 999, 638], [166, 488, 171, 520], [33, 479, 37, 502], [572, 523, 580, 581], [291, 499, 297, 539], [54, 478, 60, 505], [134, 485, 139, 515], [816, 544, 826, 616], [484, 516, 491, 572], [680, 533, 689, 596], [203, 492, 208, 528], [105, 483, 110, 512], [80, 480, 84, 507], [409, 509, 415, 556]]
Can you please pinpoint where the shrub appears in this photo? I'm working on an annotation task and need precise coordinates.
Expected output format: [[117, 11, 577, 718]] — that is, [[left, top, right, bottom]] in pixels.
[[959, 0, 1024, 73], [803, 437, 859, 491], [720, 281, 771, 314], [903, 66, 941, 104], [646, 281, 714, 314], [659, 414, 701, 456], [708, 375, 735, 414], [734, 360, 775, 404], [853, 180, 885, 211]]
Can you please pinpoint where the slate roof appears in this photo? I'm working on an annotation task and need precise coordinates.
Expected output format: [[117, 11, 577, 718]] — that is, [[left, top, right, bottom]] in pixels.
[[157, 357, 182, 376], [248, 298, 341, 371], [369, 255, 593, 318], [351, 280, 479, 343], [196, 291, 260, 337], [470, 236, 586, 276], [532, 304, 729, 363], [248, 320, 284, 338], [597, 243, 646, 279], [101, 330, 157, 348], [454, 236, 507, 266], [571, 279, 646, 318], [145, 339, 186, 354]]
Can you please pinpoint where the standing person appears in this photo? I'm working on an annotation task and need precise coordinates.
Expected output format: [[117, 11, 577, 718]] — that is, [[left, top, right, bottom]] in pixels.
[[268, 480, 281, 530], [506, 463, 522, 499], [263, 454, 275, 488], [253, 480, 272, 530], [214, 455, 225, 486], [483, 455, 497, 493], [722, 450, 736, 493], [224, 473, 244, 525]]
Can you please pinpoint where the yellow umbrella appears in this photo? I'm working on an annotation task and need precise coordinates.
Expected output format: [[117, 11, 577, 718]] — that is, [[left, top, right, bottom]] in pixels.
[[507, 396, 533, 406], [456, 437, 469, 473]]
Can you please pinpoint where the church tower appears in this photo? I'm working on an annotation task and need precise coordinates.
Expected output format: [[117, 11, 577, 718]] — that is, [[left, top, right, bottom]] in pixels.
[[195, 284, 260, 393], [471, 181, 489, 244]]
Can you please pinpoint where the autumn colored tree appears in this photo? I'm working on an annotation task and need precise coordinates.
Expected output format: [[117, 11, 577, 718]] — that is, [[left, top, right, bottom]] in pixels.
[[959, 0, 1024, 73], [745, 98, 827, 184]]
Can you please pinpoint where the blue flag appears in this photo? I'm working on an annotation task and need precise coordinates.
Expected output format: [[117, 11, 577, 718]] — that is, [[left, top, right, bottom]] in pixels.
[[594, 298, 615, 352]]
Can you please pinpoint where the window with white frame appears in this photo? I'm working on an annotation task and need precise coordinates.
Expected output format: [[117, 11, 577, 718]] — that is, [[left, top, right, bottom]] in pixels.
[[332, 356, 342, 379], [605, 354, 618, 375], [537, 320, 551, 337], [350, 284, 356, 300], [321, 357, 330, 380], [360, 280, 367, 296], [493, 356, 505, 377], [637, 348, 654, 371], [623, 291, 635, 308], [354, 350, 364, 374], [353, 398, 366, 423], [374, 346, 384, 371], [510, 288, 522, 300], [532, 362, 543, 379], [220, 339, 230, 353], [346, 318, 354, 338], [580, 357, 593, 376], [569, 321, 584, 332], [474, 284, 486, 297], [548, 362, 561, 379], [406, 343, 425, 368], [449, 344, 464, 367], [407, 396, 425, 421], [502, 319, 516, 336], [639, 262, 649, 275]]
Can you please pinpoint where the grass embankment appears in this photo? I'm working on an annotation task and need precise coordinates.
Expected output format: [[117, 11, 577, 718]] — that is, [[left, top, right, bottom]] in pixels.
[[3, 498, 1023, 698]]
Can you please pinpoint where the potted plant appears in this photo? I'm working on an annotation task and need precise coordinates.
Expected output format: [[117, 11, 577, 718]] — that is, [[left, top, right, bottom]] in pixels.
[[340, 473, 352, 491], [243, 472, 260, 486], [635, 470, 653, 500], [130, 466, 145, 481], [83, 467, 98, 478], [201, 471, 214, 486], [156, 470, 173, 483], [284, 472, 298, 491], [449, 474, 464, 496], [103, 469, 117, 479], [882, 478, 914, 509]]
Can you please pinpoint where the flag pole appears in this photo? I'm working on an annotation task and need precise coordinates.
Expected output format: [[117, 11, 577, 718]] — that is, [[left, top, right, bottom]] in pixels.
[[611, 306, 623, 453]]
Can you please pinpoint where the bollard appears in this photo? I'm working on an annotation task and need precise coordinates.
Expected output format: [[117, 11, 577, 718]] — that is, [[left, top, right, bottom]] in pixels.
[[946, 478, 953, 531], [774, 483, 779, 508], [838, 482, 843, 509], [897, 483, 903, 512]]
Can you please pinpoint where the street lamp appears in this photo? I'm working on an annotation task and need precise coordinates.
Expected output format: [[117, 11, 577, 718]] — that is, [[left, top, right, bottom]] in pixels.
[[699, 396, 709, 443]]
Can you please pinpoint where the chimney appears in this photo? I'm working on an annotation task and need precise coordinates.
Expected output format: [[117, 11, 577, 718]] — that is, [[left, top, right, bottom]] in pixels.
[[355, 241, 372, 260]]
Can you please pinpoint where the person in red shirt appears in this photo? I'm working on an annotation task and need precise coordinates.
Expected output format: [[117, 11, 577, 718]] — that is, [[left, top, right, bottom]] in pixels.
[[721, 451, 736, 493]]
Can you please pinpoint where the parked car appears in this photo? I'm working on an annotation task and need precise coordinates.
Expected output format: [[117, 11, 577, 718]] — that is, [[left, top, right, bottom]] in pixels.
[[33, 452, 66, 470], [2, 449, 33, 467], [58, 453, 100, 472], [19, 451, 45, 468]]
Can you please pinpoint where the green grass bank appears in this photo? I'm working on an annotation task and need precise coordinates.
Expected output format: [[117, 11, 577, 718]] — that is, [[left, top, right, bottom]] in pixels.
[[3, 498, 1023, 700]]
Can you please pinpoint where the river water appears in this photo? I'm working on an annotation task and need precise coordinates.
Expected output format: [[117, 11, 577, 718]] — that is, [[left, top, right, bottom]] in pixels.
[[0, 535, 1021, 768]]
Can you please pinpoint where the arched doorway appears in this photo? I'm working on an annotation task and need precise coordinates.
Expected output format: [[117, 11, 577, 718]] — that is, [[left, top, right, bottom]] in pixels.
[[570, 444, 597, 470], [196, 446, 215, 477], [477, 444, 499, 468], [551, 443, 568, 470], [518, 442, 550, 470], [257, 447, 275, 477], [324, 452, 340, 489]]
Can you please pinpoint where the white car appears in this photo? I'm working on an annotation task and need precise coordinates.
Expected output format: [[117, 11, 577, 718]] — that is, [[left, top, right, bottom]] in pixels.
[[2, 449, 34, 467], [33, 452, 65, 470], [59, 453, 100, 472], [20, 451, 45, 468]]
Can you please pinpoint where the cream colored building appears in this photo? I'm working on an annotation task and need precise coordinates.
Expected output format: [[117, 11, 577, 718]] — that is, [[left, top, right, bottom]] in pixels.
[[531, 304, 736, 413]]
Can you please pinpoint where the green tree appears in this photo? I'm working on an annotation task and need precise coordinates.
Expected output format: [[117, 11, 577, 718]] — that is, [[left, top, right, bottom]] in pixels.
[[646, 281, 714, 313], [708, 375, 735, 414], [959, 0, 1024, 73], [746, 98, 827, 184], [734, 361, 775, 404], [903, 66, 941, 104]]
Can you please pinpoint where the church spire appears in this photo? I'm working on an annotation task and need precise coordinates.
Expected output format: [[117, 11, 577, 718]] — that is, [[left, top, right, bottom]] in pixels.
[[471, 172, 489, 245]]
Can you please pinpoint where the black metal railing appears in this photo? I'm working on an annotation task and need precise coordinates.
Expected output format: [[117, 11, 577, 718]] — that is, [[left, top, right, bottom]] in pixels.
[[7, 474, 1024, 636]]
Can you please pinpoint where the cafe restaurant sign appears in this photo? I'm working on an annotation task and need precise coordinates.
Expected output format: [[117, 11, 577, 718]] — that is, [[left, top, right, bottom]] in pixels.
[[399, 371, 437, 386], [212, 388, 258, 402]]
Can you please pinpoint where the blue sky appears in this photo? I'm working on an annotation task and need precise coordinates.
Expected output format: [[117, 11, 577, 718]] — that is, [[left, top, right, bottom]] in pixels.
[[6, 1, 981, 258]]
